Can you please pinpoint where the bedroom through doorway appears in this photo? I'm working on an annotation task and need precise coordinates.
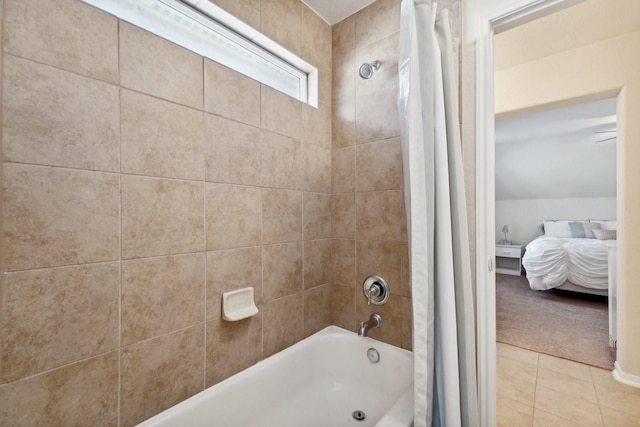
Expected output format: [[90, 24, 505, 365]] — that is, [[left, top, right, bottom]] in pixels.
[[492, 0, 620, 368]]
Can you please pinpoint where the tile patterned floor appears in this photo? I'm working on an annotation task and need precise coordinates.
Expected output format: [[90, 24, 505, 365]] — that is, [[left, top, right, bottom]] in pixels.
[[497, 342, 640, 426]]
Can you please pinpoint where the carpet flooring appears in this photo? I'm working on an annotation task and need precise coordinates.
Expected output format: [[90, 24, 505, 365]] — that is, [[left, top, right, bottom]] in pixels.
[[496, 273, 615, 370]]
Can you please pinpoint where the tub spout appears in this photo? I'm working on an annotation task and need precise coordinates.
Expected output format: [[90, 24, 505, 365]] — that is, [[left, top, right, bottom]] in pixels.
[[358, 313, 383, 337]]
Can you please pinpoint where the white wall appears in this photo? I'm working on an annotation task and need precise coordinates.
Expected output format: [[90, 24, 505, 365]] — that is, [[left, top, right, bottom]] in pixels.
[[495, 197, 616, 245]]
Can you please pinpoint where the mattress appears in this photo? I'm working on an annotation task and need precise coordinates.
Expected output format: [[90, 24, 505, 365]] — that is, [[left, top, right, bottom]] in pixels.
[[522, 236, 609, 291]]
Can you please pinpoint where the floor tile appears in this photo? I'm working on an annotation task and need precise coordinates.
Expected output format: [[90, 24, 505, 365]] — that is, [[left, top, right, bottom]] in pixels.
[[537, 366, 598, 403], [600, 406, 640, 426], [497, 342, 539, 365], [595, 382, 640, 419], [498, 355, 538, 384], [497, 395, 533, 427], [533, 409, 587, 427], [497, 370, 536, 406], [535, 384, 603, 427], [538, 353, 593, 382]]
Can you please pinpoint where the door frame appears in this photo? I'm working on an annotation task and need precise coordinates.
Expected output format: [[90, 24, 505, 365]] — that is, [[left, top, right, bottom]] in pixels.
[[472, 1, 586, 425]]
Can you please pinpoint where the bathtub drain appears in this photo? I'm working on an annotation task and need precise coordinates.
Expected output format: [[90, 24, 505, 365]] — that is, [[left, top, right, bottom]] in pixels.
[[352, 410, 366, 421]]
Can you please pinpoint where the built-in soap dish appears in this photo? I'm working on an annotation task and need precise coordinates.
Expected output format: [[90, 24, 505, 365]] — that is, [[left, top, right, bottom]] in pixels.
[[222, 287, 259, 321]]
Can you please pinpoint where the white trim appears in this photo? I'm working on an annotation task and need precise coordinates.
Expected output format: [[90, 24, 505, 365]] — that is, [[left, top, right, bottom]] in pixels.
[[473, 1, 585, 426], [474, 14, 496, 427], [81, 0, 318, 107], [613, 362, 640, 389]]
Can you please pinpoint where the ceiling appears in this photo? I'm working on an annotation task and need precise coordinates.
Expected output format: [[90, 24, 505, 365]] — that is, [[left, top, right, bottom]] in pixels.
[[302, 0, 376, 25], [495, 97, 617, 200]]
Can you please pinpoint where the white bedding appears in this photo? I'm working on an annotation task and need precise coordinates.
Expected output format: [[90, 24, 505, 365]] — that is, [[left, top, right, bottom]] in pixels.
[[522, 236, 609, 291]]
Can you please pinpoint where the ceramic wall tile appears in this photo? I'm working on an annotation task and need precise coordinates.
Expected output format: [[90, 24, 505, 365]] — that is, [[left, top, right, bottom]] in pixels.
[[0, 352, 118, 426], [332, 15, 355, 65], [332, 97, 356, 148], [261, 131, 303, 190], [303, 239, 332, 289], [262, 188, 302, 244], [303, 284, 332, 337], [303, 192, 331, 240], [209, 0, 260, 30], [205, 114, 261, 186], [330, 284, 356, 331], [356, 190, 404, 241], [204, 59, 260, 127], [356, 240, 402, 291], [262, 242, 303, 302], [332, 239, 356, 286], [354, 32, 399, 95], [119, 22, 203, 109], [4, 0, 118, 83], [356, 137, 402, 191], [206, 183, 262, 250], [331, 193, 356, 239], [3, 55, 119, 172], [303, 44, 332, 106], [302, 102, 332, 150], [302, 4, 331, 58], [332, 15, 355, 105], [3, 164, 119, 271], [2, 263, 119, 383], [332, 146, 356, 193], [303, 143, 331, 193], [121, 176, 205, 259], [120, 326, 204, 426], [355, 85, 400, 143], [260, 0, 301, 57], [206, 247, 262, 321], [261, 85, 302, 140], [121, 90, 204, 180], [354, 0, 401, 50], [262, 293, 303, 358], [206, 316, 262, 387], [121, 253, 206, 346]]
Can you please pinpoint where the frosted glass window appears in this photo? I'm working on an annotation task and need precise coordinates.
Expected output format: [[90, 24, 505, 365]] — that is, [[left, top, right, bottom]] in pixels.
[[82, 0, 318, 106]]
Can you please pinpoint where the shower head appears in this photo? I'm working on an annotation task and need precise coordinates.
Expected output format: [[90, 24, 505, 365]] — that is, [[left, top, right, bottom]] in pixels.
[[359, 60, 381, 79]]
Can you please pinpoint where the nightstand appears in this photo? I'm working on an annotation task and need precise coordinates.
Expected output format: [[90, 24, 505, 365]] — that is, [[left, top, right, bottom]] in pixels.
[[495, 243, 524, 276]]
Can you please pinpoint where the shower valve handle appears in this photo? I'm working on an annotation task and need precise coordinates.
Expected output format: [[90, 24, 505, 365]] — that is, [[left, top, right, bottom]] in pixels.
[[363, 275, 390, 306], [366, 283, 382, 305]]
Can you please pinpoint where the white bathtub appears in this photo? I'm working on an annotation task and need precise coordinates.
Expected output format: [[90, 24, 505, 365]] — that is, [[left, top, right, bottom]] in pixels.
[[137, 325, 414, 427]]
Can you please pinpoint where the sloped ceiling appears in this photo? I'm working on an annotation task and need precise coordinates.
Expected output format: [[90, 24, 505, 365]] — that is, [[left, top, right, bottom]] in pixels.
[[495, 97, 616, 200]]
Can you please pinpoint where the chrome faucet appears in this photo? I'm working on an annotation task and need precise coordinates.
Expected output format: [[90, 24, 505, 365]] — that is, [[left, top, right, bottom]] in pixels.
[[358, 313, 383, 337]]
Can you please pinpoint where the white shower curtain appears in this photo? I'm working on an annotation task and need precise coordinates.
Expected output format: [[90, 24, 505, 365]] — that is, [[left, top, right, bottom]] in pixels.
[[398, 1, 478, 426]]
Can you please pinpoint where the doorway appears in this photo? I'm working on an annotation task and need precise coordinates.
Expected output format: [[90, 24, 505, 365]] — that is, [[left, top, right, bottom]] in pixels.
[[469, 0, 640, 425]]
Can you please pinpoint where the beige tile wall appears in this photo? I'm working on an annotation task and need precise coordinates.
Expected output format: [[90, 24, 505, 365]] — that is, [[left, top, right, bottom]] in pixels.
[[330, 0, 412, 350], [0, 0, 448, 423], [0, 0, 332, 425]]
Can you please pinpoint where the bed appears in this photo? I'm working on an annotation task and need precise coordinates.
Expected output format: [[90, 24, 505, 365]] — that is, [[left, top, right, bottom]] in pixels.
[[522, 219, 616, 296]]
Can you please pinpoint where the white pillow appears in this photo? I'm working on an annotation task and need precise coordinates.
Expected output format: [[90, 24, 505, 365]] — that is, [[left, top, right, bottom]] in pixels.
[[590, 219, 617, 230], [580, 222, 601, 238], [543, 220, 572, 238], [592, 228, 617, 240]]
